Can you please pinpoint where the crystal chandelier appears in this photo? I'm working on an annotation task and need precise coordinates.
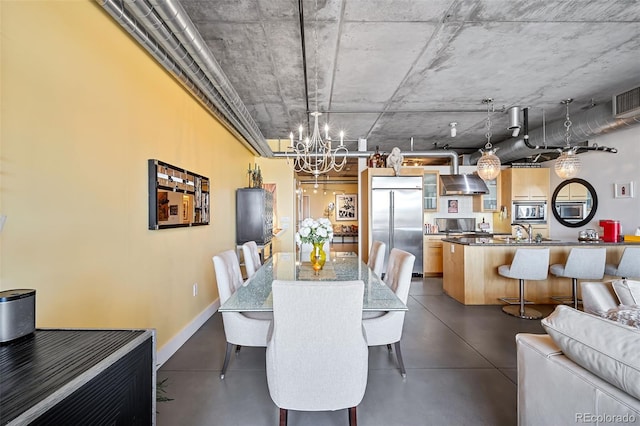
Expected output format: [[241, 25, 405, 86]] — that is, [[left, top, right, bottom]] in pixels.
[[476, 98, 501, 181], [554, 99, 581, 179], [287, 0, 348, 183]]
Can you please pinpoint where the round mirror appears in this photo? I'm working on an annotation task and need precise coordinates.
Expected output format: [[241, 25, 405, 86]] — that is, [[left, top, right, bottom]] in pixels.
[[551, 178, 598, 228]]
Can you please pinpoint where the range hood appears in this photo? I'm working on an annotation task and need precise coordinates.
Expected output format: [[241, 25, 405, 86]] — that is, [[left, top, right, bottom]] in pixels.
[[440, 174, 489, 195]]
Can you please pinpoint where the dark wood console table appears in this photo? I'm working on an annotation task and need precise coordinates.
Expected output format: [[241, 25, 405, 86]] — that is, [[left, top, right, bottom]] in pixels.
[[0, 329, 155, 425], [333, 232, 358, 243]]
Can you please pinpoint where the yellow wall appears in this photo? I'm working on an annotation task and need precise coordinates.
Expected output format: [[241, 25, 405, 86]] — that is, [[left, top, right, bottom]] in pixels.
[[0, 1, 255, 350]]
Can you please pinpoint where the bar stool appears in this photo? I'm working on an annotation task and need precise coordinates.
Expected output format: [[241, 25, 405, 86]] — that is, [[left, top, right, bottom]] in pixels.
[[605, 247, 640, 279], [498, 248, 550, 319], [550, 247, 606, 309]]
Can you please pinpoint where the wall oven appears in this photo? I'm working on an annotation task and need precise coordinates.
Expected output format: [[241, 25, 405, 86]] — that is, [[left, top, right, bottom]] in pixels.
[[556, 201, 586, 220], [512, 201, 547, 223]]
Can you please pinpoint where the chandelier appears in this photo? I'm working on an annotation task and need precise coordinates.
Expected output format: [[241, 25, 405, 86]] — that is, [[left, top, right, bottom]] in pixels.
[[287, 0, 348, 183], [476, 98, 502, 181], [554, 99, 581, 179]]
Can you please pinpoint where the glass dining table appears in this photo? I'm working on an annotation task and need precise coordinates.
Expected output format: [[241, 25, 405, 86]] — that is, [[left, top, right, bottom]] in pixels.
[[218, 252, 408, 312]]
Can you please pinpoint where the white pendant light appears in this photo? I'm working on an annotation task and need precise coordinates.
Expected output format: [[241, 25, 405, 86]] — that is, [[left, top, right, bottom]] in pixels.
[[476, 98, 501, 181], [554, 99, 581, 179]]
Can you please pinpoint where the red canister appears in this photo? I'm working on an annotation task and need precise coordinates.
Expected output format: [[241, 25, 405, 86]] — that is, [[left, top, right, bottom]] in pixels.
[[599, 220, 621, 242]]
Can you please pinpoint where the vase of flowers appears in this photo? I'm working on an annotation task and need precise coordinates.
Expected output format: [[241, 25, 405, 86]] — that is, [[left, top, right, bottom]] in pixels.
[[296, 217, 334, 271]]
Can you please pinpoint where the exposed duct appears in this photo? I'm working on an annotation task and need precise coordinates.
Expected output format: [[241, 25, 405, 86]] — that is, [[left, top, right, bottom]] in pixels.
[[97, 0, 272, 157], [468, 101, 640, 165], [273, 150, 462, 173]]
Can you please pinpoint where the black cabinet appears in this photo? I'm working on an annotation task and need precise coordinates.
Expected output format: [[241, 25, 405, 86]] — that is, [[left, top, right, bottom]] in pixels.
[[0, 329, 155, 425], [236, 188, 273, 245]]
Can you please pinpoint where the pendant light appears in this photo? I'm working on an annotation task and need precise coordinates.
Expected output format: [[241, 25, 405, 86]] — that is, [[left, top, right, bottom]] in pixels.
[[554, 99, 581, 179], [476, 98, 501, 181]]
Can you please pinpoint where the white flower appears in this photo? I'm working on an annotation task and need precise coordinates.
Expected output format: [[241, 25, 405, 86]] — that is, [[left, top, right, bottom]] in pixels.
[[295, 217, 335, 245]]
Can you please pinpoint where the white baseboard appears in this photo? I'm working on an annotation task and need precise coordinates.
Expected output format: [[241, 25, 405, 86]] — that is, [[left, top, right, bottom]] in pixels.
[[156, 299, 220, 369]]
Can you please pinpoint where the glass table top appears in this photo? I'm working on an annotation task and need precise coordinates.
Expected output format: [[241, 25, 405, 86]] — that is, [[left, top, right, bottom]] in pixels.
[[218, 252, 407, 312]]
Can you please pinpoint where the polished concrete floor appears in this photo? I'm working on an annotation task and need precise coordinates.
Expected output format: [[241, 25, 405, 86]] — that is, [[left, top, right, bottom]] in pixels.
[[157, 277, 556, 426]]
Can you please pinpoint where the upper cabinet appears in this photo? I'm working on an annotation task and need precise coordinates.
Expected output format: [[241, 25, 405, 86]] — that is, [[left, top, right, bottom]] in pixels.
[[502, 168, 550, 201], [423, 170, 439, 211], [473, 175, 500, 212], [555, 182, 589, 201]]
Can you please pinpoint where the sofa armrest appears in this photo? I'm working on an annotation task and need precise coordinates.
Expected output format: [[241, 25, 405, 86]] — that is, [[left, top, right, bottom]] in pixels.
[[581, 281, 619, 315], [517, 333, 640, 426]]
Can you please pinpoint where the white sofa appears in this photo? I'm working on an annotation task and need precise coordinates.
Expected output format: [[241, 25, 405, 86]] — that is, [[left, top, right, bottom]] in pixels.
[[517, 281, 640, 426]]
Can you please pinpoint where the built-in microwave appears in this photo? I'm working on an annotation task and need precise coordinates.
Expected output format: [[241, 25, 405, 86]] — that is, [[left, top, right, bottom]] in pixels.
[[556, 201, 586, 220], [512, 201, 547, 223]]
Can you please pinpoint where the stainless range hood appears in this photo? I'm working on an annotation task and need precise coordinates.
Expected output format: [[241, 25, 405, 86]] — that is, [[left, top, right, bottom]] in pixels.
[[440, 174, 489, 195]]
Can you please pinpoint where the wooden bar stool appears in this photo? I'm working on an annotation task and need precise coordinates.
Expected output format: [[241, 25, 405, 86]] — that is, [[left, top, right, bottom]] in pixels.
[[550, 247, 606, 309], [498, 248, 550, 319]]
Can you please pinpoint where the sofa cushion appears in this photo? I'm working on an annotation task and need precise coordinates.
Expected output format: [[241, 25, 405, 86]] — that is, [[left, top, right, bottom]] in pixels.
[[542, 305, 640, 400], [604, 305, 640, 329], [613, 279, 640, 305]]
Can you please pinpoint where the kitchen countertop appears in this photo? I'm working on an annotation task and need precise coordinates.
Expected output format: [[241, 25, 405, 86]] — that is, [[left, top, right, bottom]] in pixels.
[[443, 237, 640, 246]]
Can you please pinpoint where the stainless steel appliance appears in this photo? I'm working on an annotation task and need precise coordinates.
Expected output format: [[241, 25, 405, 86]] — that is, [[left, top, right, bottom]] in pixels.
[[512, 201, 547, 223], [556, 201, 586, 220], [371, 176, 423, 274], [0, 289, 35, 343], [236, 188, 273, 245]]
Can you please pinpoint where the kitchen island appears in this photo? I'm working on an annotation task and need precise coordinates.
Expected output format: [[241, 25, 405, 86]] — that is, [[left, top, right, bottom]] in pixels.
[[442, 237, 639, 305]]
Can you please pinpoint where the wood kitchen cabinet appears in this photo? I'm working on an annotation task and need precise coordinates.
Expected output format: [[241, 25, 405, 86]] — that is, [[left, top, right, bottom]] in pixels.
[[493, 168, 551, 235], [473, 174, 500, 212], [424, 235, 444, 276], [506, 168, 550, 200], [423, 170, 439, 211]]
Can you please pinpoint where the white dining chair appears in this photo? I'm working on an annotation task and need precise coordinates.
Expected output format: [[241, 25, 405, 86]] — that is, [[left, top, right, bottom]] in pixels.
[[266, 279, 368, 426], [213, 250, 272, 379], [242, 241, 262, 278], [362, 248, 415, 378], [367, 240, 386, 278]]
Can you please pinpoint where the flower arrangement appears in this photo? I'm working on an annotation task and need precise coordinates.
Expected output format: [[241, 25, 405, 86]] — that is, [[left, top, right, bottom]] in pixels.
[[295, 217, 334, 245]]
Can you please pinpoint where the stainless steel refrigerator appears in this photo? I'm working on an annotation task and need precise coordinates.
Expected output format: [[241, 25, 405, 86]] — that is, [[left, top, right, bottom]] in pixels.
[[371, 176, 423, 275]]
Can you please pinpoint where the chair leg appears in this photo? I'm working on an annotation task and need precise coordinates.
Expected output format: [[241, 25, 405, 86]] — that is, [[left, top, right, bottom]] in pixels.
[[394, 341, 407, 378], [279, 408, 288, 426], [220, 342, 233, 379], [348, 407, 357, 426], [386, 344, 393, 353]]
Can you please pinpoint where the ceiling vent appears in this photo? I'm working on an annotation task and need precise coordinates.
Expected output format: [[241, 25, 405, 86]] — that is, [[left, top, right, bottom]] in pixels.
[[613, 86, 640, 118]]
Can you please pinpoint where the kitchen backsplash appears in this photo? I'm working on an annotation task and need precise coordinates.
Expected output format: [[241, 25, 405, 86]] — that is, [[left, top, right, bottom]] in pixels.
[[424, 195, 494, 232]]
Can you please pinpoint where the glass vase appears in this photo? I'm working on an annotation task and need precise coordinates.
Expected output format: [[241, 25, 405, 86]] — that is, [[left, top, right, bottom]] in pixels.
[[309, 242, 326, 272]]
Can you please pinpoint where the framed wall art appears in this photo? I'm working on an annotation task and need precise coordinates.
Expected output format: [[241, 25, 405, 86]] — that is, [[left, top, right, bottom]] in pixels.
[[614, 182, 634, 198], [148, 159, 210, 230], [336, 194, 357, 221]]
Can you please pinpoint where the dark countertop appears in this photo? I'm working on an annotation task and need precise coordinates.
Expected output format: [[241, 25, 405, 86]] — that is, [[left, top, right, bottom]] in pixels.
[[443, 237, 640, 246]]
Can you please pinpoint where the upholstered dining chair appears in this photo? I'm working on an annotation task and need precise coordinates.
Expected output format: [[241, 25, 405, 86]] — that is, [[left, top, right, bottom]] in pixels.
[[367, 240, 386, 278], [266, 280, 368, 426], [212, 250, 272, 379], [242, 241, 262, 278], [362, 248, 415, 378]]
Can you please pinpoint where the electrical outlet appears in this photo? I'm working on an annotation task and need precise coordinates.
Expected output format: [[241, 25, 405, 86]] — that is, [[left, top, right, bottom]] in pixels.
[[192, 283, 198, 296]]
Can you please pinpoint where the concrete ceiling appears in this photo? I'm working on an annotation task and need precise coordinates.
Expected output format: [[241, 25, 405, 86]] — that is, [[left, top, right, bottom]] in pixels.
[[177, 0, 640, 168]]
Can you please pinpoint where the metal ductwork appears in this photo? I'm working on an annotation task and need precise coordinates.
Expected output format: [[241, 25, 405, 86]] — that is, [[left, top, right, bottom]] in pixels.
[[273, 149, 488, 194], [97, 0, 272, 157], [468, 101, 640, 165]]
